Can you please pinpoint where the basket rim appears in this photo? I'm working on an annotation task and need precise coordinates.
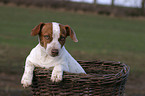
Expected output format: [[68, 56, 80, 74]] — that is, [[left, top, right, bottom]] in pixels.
[[33, 60, 130, 85], [77, 60, 130, 74]]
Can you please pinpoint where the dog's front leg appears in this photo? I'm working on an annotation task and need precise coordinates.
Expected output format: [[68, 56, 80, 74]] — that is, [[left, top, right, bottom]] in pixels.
[[21, 60, 34, 88], [51, 65, 63, 82]]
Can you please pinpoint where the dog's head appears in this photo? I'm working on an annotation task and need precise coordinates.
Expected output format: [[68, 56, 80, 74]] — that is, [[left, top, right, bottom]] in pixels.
[[31, 22, 78, 57]]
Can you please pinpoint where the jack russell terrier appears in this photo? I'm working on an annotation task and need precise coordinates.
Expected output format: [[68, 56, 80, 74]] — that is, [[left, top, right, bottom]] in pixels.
[[21, 22, 86, 88]]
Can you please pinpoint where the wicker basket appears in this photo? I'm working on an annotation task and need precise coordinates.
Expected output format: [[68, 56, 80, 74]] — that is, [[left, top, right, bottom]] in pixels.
[[31, 60, 130, 96]]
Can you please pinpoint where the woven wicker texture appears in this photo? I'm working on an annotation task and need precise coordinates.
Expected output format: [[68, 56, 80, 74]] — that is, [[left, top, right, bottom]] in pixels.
[[31, 60, 130, 96]]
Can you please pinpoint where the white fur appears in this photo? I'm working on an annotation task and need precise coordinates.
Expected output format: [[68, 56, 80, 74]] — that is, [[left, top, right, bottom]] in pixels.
[[21, 22, 86, 88]]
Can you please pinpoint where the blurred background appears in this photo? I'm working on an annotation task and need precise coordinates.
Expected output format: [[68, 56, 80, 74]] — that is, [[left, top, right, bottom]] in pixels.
[[0, 0, 145, 96]]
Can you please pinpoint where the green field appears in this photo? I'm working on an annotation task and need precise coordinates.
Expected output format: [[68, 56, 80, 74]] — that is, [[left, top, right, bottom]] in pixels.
[[0, 5, 145, 96]]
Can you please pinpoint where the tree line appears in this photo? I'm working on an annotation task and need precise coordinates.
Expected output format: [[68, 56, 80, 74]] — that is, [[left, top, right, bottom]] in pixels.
[[93, 0, 145, 15], [0, 0, 145, 16]]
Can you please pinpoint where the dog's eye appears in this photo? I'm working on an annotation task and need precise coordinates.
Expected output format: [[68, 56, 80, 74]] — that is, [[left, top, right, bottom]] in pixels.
[[44, 35, 50, 40], [60, 36, 65, 41]]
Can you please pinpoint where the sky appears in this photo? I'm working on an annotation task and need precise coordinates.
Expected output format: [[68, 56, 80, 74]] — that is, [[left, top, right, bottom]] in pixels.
[[71, 0, 142, 8]]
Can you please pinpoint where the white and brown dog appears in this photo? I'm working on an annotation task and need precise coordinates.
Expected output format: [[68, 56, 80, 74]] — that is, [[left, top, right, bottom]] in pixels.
[[21, 22, 86, 88]]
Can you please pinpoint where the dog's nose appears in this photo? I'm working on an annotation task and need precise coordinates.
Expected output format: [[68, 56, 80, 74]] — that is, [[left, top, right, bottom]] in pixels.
[[51, 49, 59, 57]]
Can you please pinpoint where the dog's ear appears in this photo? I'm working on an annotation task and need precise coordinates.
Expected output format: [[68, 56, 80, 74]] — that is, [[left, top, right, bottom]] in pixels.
[[65, 25, 78, 42], [31, 22, 45, 36]]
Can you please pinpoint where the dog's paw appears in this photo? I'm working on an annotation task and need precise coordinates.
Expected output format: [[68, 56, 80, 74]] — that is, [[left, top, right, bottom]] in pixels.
[[51, 71, 62, 83], [21, 77, 32, 88]]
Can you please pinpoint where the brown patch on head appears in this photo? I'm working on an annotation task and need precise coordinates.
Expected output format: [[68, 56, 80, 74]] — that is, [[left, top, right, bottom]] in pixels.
[[39, 23, 53, 48], [59, 24, 67, 48]]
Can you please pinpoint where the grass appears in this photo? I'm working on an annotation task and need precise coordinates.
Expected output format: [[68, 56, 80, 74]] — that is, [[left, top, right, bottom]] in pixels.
[[0, 5, 145, 96], [0, 5, 145, 53]]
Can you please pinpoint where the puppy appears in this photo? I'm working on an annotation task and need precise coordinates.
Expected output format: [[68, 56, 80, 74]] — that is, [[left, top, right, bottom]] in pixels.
[[21, 22, 86, 88]]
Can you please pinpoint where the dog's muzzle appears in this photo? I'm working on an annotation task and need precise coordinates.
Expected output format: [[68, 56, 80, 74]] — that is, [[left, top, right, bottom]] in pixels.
[[51, 49, 59, 57]]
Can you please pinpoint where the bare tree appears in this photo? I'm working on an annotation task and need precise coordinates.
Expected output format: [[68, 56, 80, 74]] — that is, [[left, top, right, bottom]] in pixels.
[[111, 0, 115, 7], [142, 0, 145, 15], [94, 0, 97, 5]]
